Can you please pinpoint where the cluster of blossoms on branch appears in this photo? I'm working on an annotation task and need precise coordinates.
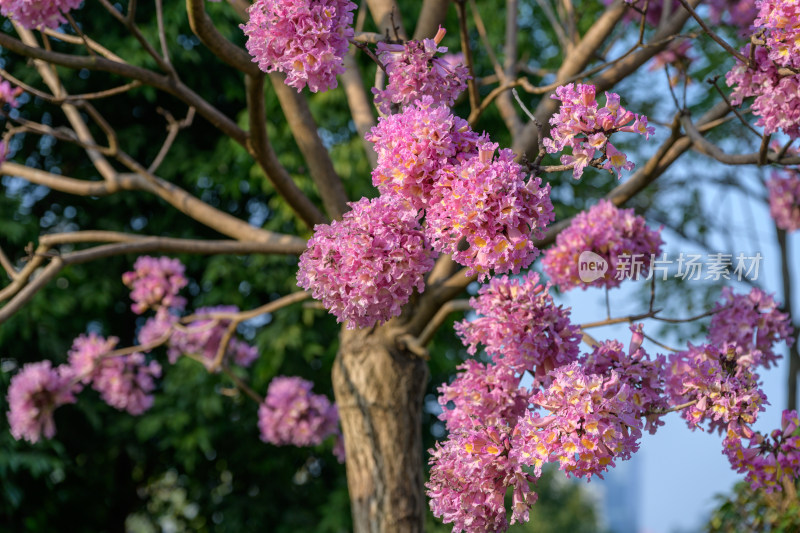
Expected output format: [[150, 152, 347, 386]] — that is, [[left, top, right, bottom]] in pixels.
[[373, 27, 469, 114], [427, 262, 795, 532], [242, 0, 357, 92], [0, 0, 82, 30], [766, 170, 800, 232], [258, 376, 343, 461], [7, 255, 345, 462], [544, 84, 655, 179], [299, 89, 556, 326], [542, 199, 663, 291], [726, 0, 800, 139]]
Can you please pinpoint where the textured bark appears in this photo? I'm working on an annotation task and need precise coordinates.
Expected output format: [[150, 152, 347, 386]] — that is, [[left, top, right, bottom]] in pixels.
[[333, 326, 428, 533]]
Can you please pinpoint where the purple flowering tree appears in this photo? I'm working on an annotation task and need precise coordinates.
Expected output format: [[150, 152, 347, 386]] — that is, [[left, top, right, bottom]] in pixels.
[[1, 0, 800, 531]]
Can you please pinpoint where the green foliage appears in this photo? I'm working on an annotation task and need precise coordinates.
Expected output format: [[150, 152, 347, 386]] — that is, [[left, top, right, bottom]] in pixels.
[[707, 481, 800, 533]]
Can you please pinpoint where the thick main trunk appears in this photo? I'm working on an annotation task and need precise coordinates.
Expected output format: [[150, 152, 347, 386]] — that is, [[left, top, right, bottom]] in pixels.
[[333, 326, 428, 533]]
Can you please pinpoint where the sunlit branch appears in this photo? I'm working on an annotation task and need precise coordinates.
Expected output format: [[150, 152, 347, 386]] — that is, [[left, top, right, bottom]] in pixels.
[[245, 74, 328, 227], [416, 299, 472, 347], [341, 53, 378, 168], [186, 0, 261, 75], [269, 74, 350, 219], [0, 246, 18, 281], [413, 0, 450, 40]]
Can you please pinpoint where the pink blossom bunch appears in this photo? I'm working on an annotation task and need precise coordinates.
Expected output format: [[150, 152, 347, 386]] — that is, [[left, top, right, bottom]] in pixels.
[[726, 46, 800, 139], [426, 144, 555, 280], [0, 0, 83, 30], [170, 305, 259, 368], [0, 80, 23, 108], [242, 0, 356, 92], [90, 352, 162, 415], [723, 410, 800, 492], [372, 27, 470, 114], [541, 199, 663, 291], [257, 376, 339, 447], [68, 332, 119, 382], [544, 84, 655, 179], [454, 271, 581, 380], [68, 333, 161, 415], [437, 360, 530, 432], [297, 195, 435, 329], [122, 256, 188, 314], [665, 343, 766, 437], [708, 287, 794, 369], [137, 309, 178, 348], [581, 325, 668, 433], [365, 97, 485, 210], [766, 170, 800, 232], [754, 0, 800, 69], [427, 425, 537, 533], [6, 361, 78, 443], [512, 362, 643, 479]]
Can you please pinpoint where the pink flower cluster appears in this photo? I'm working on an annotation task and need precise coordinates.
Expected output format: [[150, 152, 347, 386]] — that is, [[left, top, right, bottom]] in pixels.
[[726, 1, 800, 139], [6, 361, 78, 443], [0, 80, 22, 108], [373, 27, 469, 114], [138, 306, 259, 369], [766, 170, 800, 232], [68, 333, 161, 416], [708, 287, 794, 369], [542, 199, 663, 291], [427, 425, 537, 532], [544, 84, 655, 179], [437, 360, 530, 432], [666, 343, 766, 436], [122, 256, 188, 314], [723, 410, 800, 493], [454, 272, 581, 380], [0, 0, 83, 30], [170, 306, 259, 368], [257, 376, 339, 447], [297, 195, 434, 329], [426, 144, 554, 280], [581, 326, 668, 434], [366, 98, 485, 210], [513, 362, 644, 480], [754, 0, 800, 69], [242, 0, 356, 92]]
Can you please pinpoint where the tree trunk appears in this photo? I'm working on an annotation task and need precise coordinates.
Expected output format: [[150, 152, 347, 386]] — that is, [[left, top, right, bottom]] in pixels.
[[333, 326, 428, 533]]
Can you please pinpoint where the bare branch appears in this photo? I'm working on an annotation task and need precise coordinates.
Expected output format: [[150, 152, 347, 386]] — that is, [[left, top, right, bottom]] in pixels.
[[269, 74, 350, 219], [186, 0, 261, 75], [675, 0, 750, 65], [417, 299, 472, 346], [454, 0, 480, 112], [148, 107, 196, 174], [341, 53, 378, 168], [413, 0, 451, 40], [366, 0, 408, 39], [245, 74, 328, 227], [681, 114, 800, 166], [0, 245, 18, 281]]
